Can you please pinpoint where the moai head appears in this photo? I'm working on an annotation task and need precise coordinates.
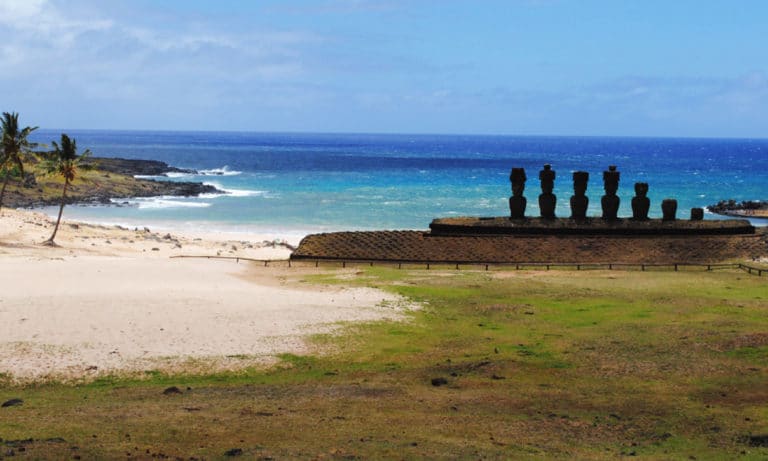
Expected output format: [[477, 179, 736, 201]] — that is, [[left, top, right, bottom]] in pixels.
[[509, 168, 527, 197], [573, 171, 589, 196], [690, 207, 704, 221], [634, 182, 648, 197], [603, 165, 620, 195], [661, 198, 678, 221], [539, 164, 555, 194]]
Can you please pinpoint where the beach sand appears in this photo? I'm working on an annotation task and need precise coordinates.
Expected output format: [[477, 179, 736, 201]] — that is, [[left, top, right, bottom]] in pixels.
[[0, 209, 410, 382]]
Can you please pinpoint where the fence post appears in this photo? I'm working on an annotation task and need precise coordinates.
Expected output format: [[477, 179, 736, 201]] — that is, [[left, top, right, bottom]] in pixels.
[[674, 264, 678, 272], [427, 263, 430, 270]]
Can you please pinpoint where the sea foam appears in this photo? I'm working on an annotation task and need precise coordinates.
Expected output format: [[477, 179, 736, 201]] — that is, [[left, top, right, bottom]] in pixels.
[[201, 182, 267, 198], [112, 197, 212, 209], [198, 166, 242, 176]]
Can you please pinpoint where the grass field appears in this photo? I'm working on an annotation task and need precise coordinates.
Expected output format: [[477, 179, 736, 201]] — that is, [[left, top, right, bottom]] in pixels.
[[1, 266, 766, 459]]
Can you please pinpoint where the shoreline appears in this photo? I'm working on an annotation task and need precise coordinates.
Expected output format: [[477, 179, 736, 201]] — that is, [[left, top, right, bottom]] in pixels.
[[30, 205, 310, 250], [0, 208, 412, 382]]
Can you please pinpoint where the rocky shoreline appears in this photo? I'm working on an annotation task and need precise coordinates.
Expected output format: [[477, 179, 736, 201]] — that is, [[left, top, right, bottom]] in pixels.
[[82, 157, 197, 177], [708, 199, 768, 219], [4, 157, 223, 209]]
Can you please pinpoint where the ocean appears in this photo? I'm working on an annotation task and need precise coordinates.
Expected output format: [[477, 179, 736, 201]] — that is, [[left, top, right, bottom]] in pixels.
[[29, 130, 768, 236]]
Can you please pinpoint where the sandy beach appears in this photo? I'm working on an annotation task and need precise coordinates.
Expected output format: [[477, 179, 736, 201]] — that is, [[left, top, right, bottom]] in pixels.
[[0, 209, 411, 382]]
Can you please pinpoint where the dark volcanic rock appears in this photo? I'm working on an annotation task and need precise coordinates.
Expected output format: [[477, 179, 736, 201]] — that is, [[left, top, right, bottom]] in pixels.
[[84, 157, 195, 176], [1, 398, 23, 407], [163, 386, 182, 395], [745, 434, 768, 447], [151, 181, 219, 198], [431, 377, 448, 387]]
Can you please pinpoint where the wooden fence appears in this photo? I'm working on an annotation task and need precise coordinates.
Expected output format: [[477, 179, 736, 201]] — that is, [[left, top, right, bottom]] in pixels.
[[170, 255, 766, 277]]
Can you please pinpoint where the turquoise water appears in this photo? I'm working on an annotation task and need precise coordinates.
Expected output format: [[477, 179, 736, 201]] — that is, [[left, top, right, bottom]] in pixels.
[[30, 130, 768, 235]]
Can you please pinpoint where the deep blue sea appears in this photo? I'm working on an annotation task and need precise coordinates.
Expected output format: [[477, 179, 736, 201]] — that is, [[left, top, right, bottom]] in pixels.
[[29, 130, 768, 236]]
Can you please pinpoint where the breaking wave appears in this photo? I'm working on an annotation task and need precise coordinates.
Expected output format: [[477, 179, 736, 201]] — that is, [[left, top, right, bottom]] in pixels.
[[198, 166, 242, 176], [201, 182, 268, 198], [111, 197, 212, 209]]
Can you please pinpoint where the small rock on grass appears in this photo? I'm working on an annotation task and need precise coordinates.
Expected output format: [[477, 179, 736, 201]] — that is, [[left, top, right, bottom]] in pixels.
[[431, 377, 448, 387], [746, 435, 768, 447], [1, 398, 23, 407], [162, 386, 182, 395], [224, 448, 243, 457]]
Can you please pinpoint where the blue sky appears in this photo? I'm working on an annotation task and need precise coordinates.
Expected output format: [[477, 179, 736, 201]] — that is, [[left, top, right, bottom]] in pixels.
[[1, 0, 766, 137]]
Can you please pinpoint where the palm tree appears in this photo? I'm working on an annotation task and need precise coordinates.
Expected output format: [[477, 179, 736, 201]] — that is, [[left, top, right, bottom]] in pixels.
[[42, 134, 92, 246], [0, 112, 38, 213]]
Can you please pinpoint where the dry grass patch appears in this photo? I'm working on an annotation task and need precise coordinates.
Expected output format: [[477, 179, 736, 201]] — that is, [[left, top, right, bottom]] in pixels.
[[1, 266, 766, 459]]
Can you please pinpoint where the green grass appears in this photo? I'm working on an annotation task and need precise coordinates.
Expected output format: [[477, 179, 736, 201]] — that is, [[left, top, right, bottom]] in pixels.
[[1, 267, 767, 459]]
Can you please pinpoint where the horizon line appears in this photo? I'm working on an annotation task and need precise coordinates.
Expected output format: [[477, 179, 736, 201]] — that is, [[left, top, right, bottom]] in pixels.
[[29, 128, 768, 142]]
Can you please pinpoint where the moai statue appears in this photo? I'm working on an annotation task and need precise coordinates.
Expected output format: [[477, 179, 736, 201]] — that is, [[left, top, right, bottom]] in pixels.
[[538, 164, 556, 219], [661, 199, 678, 221], [570, 171, 589, 220], [690, 207, 704, 221], [631, 182, 650, 220], [508, 167, 527, 219], [601, 165, 620, 220]]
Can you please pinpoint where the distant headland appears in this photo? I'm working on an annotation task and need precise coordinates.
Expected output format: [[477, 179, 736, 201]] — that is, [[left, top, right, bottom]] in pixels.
[[3, 156, 222, 209]]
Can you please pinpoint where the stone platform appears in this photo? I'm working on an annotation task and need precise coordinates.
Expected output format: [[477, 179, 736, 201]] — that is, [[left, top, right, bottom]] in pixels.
[[429, 217, 755, 236], [291, 226, 768, 265]]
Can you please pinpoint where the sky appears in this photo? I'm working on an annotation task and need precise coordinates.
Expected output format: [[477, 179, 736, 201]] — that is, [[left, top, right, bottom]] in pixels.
[[0, 0, 766, 137]]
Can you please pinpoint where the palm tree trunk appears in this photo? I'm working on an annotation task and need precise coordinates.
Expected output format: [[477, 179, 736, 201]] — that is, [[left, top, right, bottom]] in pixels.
[[0, 174, 10, 215], [46, 179, 69, 245]]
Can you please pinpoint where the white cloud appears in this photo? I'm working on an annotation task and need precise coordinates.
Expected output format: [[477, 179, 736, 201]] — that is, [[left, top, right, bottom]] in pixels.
[[0, 0, 323, 126], [0, 0, 46, 23]]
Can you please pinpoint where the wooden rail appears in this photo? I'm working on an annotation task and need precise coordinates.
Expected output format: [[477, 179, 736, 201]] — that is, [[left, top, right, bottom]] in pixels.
[[170, 255, 766, 276], [170, 255, 293, 267]]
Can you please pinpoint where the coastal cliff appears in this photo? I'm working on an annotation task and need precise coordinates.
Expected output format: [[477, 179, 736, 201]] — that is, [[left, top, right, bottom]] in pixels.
[[3, 156, 221, 208]]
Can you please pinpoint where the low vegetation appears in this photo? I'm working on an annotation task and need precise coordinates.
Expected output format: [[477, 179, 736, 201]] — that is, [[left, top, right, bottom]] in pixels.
[[1, 266, 766, 459], [0, 154, 148, 208]]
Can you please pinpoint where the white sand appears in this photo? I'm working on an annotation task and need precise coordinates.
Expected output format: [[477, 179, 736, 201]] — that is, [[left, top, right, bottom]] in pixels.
[[0, 209, 411, 382]]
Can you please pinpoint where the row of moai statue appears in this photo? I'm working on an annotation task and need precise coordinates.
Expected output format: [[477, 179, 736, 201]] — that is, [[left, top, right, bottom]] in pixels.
[[509, 164, 704, 221]]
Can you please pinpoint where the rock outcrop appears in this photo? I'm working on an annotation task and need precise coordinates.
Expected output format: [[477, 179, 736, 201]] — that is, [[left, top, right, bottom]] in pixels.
[[3, 157, 222, 209]]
